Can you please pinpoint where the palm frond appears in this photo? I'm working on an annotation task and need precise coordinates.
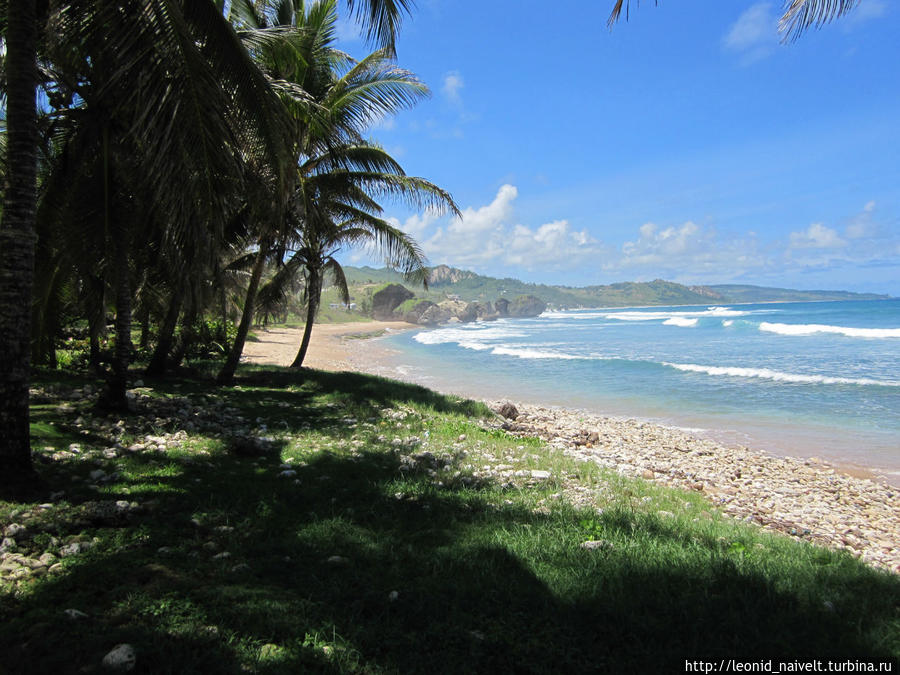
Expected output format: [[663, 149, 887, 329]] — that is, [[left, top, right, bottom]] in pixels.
[[344, 0, 413, 56], [323, 256, 350, 303], [779, 0, 860, 41], [324, 49, 428, 135]]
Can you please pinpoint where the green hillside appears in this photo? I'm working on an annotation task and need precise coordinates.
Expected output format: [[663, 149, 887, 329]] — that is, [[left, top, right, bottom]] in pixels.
[[339, 265, 719, 308], [337, 265, 889, 310], [702, 284, 890, 303]]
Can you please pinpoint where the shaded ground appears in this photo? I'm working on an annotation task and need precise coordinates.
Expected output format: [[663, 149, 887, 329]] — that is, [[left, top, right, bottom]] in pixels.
[[1, 366, 898, 673]]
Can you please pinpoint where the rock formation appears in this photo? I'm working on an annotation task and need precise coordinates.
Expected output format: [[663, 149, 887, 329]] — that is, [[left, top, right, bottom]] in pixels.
[[372, 284, 414, 320]]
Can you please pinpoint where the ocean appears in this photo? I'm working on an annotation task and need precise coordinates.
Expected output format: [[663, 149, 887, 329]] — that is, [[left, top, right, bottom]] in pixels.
[[375, 299, 900, 479]]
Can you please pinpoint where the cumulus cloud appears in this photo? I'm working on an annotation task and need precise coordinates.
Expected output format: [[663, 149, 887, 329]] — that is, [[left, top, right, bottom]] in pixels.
[[789, 223, 846, 249], [845, 201, 875, 239], [388, 208, 442, 239], [608, 221, 769, 282], [442, 71, 464, 105], [723, 3, 778, 63], [394, 184, 605, 270]]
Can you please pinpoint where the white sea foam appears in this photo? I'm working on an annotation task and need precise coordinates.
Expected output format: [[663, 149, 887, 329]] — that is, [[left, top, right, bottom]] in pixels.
[[413, 325, 526, 346], [663, 362, 900, 387], [490, 346, 587, 360], [759, 322, 900, 339], [605, 307, 750, 322], [663, 317, 698, 327], [722, 320, 734, 327]]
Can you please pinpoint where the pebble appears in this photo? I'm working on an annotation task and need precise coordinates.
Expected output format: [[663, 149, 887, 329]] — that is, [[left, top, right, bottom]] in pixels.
[[490, 400, 900, 572], [59, 541, 94, 557]]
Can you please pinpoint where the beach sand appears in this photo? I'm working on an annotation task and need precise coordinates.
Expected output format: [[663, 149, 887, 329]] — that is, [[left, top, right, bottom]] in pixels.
[[240, 321, 418, 371], [242, 320, 899, 572]]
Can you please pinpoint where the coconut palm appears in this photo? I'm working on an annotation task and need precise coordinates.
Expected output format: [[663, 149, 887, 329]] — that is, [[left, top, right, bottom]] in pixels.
[[217, 0, 454, 382], [607, 0, 862, 39], [286, 143, 457, 368], [0, 0, 40, 494], [0, 0, 424, 486]]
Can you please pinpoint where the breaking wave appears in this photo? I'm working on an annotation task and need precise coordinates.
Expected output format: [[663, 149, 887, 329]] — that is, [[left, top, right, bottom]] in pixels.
[[663, 362, 900, 387], [663, 317, 698, 327], [759, 322, 900, 339]]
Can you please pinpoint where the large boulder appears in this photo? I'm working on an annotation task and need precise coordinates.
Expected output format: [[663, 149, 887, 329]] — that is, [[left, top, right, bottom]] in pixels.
[[418, 305, 452, 325], [508, 295, 547, 318], [494, 298, 510, 317], [458, 303, 479, 323], [438, 299, 469, 318], [402, 300, 437, 324], [372, 284, 414, 320]]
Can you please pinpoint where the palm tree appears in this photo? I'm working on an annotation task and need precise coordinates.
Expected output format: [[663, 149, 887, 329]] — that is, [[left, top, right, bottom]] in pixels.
[[607, 0, 863, 39], [286, 143, 457, 368], [217, 0, 445, 382], [0, 0, 417, 486], [0, 0, 40, 494]]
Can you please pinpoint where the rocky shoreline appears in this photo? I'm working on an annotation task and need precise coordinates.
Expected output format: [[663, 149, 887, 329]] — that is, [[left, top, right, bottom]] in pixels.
[[486, 400, 899, 573]]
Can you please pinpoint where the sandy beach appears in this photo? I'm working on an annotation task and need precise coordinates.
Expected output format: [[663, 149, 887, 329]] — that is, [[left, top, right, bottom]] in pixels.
[[240, 321, 419, 371], [242, 320, 899, 572]]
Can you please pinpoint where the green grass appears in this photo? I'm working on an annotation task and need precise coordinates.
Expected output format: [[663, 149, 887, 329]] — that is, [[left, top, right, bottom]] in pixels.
[[1, 366, 898, 673]]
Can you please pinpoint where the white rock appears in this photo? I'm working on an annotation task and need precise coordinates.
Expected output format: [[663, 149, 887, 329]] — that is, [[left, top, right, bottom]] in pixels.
[[64, 609, 89, 620], [580, 540, 613, 551], [101, 643, 136, 671], [530, 470, 551, 480]]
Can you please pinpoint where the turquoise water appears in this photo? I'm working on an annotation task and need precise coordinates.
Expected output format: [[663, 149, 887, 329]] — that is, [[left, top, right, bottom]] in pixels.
[[379, 299, 900, 477]]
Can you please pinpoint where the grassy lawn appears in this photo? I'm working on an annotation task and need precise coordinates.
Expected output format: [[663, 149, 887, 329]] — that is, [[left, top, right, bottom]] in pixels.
[[1, 366, 898, 673]]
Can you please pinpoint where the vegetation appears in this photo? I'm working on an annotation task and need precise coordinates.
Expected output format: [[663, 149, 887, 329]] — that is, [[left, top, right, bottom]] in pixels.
[[1, 365, 898, 672], [0, 0, 443, 493], [338, 265, 890, 311]]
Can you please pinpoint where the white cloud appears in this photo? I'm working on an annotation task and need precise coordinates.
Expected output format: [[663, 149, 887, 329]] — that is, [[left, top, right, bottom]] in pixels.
[[608, 221, 769, 282], [846, 201, 875, 239], [442, 71, 464, 105], [789, 223, 846, 249], [448, 183, 516, 235], [389, 208, 441, 239], [392, 184, 605, 270], [723, 3, 778, 63]]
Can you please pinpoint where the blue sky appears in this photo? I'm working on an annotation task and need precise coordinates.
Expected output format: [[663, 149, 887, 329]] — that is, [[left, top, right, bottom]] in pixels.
[[336, 1, 900, 294]]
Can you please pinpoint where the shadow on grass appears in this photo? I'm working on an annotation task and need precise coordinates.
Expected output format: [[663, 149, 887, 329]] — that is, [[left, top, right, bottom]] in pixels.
[[3, 366, 899, 672], [3, 444, 899, 674]]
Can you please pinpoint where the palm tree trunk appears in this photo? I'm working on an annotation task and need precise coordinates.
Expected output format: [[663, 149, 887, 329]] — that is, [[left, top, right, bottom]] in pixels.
[[102, 221, 133, 409], [88, 284, 106, 375], [0, 0, 40, 495], [217, 247, 267, 384], [138, 303, 151, 351], [219, 284, 229, 349], [170, 301, 198, 369], [145, 290, 182, 377], [99, 129, 132, 410], [291, 268, 320, 369]]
